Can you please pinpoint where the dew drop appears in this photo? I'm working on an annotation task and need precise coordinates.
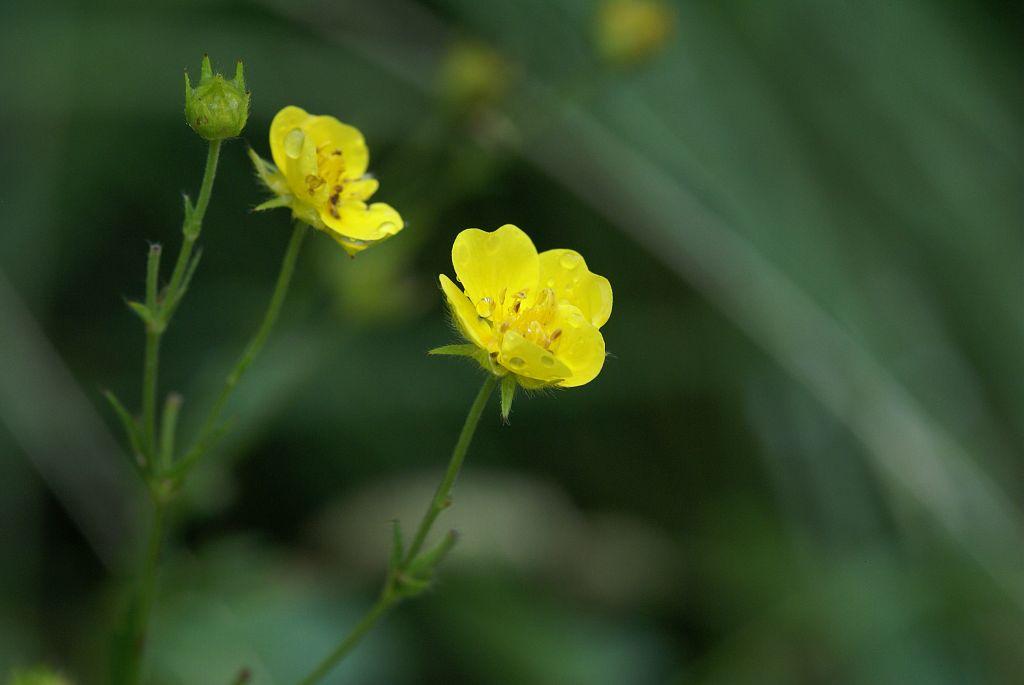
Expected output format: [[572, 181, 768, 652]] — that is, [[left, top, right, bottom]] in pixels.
[[540, 355, 555, 367], [378, 221, 399, 236], [507, 356, 526, 369], [559, 252, 580, 270], [475, 297, 495, 318], [284, 128, 305, 159]]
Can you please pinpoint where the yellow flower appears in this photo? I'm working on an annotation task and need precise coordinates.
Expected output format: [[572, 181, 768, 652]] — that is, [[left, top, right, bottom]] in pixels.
[[595, 0, 676, 67], [438, 224, 612, 387], [249, 106, 403, 255]]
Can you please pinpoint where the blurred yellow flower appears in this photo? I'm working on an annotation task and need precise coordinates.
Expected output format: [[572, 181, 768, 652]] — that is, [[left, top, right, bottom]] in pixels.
[[595, 0, 676, 67], [249, 106, 403, 255], [439, 224, 612, 387]]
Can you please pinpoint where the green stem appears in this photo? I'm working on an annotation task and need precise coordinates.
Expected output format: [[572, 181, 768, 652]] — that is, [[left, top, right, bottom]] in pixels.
[[404, 374, 498, 563], [141, 329, 161, 462], [296, 595, 397, 685], [164, 139, 221, 309], [120, 497, 167, 685], [294, 375, 498, 685], [138, 141, 220, 466], [171, 222, 309, 478]]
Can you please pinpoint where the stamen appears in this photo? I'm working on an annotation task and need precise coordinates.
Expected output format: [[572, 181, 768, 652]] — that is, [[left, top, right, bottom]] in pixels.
[[305, 174, 325, 195]]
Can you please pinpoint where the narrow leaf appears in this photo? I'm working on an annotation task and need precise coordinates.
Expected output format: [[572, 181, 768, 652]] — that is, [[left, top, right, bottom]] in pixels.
[[159, 392, 183, 469], [103, 390, 146, 472], [125, 300, 154, 325], [145, 243, 162, 310], [408, 529, 458, 577], [389, 519, 404, 572]]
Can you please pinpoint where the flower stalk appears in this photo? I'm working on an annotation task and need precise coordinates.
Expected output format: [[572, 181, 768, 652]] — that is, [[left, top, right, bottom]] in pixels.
[[295, 374, 498, 685], [170, 221, 309, 481]]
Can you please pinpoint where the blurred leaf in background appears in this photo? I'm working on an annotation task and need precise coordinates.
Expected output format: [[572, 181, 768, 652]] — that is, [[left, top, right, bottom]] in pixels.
[[1, 0, 1022, 683]]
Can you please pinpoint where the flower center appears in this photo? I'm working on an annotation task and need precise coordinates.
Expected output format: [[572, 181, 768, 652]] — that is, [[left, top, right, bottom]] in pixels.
[[288, 128, 349, 219], [477, 287, 563, 351]]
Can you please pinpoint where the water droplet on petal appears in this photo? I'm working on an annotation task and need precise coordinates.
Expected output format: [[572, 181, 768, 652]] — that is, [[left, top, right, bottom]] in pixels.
[[378, 221, 399, 235], [284, 128, 305, 159], [540, 355, 555, 367], [507, 356, 526, 369], [559, 252, 580, 270], [475, 297, 495, 318]]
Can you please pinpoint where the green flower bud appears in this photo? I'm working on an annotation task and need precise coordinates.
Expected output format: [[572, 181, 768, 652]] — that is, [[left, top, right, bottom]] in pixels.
[[184, 55, 250, 140]]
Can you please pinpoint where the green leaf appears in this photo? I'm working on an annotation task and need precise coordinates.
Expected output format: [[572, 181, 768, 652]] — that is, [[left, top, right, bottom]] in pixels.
[[500, 374, 517, 422], [103, 389, 146, 473], [125, 299, 155, 325], [427, 344, 480, 357], [407, 529, 458, 578]]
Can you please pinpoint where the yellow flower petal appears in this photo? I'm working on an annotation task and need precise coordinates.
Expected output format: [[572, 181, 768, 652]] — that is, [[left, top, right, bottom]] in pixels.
[[304, 115, 370, 180], [439, 274, 493, 350], [452, 225, 539, 307], [340, 177, 379, 202], [499, 329, 572, 382], [269, 106, 313, 172], [280, 125, 322, 204], [551, 305, 606, 387], [537, 249, 613, 328], [321, 200, 403, 242]]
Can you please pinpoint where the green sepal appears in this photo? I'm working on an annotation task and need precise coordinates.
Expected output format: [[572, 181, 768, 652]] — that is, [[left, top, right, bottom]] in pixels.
[[500, 374, 516, 422], [253, 196, 291, 212], [103, 390, 146, 473], [428, 344, 480, 358]]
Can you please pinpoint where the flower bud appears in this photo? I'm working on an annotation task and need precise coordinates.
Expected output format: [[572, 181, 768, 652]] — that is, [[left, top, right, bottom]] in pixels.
[[438, 40, 512, 112], [184, 55, 250, 140]]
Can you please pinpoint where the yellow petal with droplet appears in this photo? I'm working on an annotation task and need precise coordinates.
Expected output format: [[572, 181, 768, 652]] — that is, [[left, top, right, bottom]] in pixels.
[[439, 274, 493, 350], [499, 329, 571, 382], [279, 126, 322, 204], [538, 249, 613, 328], [452, 225, 539, 307], [551, 304, 606, 387], [321, 200, 404, 243], [269, 106, 313, 172]]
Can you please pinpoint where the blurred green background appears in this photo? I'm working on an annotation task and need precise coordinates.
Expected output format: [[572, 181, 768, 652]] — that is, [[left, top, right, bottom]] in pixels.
[[1, 0, 1022, 683]]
